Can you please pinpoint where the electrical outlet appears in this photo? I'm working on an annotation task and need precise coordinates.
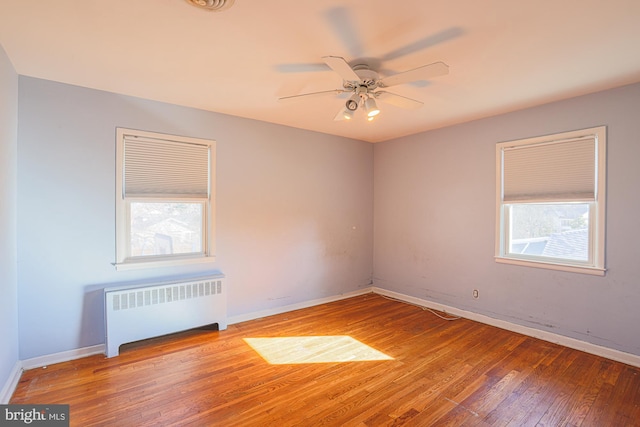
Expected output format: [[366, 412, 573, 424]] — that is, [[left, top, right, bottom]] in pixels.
[[473, 289, 479, 299]]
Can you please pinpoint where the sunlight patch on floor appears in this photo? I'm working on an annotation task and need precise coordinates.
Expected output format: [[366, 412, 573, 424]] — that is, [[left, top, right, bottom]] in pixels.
[[244, 336, 394, 364]]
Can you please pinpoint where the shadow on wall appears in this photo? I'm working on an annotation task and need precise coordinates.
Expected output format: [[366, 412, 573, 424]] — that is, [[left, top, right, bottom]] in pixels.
[[80, 284, 106, 349]]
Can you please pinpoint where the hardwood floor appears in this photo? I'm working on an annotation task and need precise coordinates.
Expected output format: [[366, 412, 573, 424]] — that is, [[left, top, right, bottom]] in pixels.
[[11, 293, 640, 426]]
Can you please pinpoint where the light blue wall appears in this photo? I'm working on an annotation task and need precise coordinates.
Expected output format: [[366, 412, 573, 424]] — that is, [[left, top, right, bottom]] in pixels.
[[17, 77, 374, 359], [374, 82, 640, 357], [0, 45, 19, 397]]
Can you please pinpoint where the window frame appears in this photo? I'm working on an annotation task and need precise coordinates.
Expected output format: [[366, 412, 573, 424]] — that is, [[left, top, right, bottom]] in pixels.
[[495, 126, 606, 276], [114, 128, 216, 271]]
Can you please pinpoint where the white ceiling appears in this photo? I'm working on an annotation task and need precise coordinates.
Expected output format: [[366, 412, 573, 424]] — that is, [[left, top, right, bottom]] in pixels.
[[1, 0, 639, 143]]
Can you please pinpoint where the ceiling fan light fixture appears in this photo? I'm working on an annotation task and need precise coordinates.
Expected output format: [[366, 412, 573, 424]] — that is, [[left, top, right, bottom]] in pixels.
[[365, 97, 380, 117], [345, 94, 359, 111], [342, 107, 355, 120]]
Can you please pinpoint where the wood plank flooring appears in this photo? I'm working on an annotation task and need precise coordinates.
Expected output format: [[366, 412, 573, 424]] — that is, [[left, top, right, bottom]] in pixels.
[[11, 293, 640, 426]]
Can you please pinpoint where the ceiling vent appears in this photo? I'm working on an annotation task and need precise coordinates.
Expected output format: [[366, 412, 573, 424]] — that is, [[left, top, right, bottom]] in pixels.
[[185, 0, 235, 12]]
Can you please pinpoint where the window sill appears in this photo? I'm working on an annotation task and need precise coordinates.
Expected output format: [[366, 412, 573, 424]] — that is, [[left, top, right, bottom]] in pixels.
[[114, 255, 216, 271], [495, 256, 605, 276]]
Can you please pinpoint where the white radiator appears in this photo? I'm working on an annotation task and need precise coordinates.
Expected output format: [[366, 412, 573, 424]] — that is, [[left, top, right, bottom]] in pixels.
[[104, 274, 227, 357]]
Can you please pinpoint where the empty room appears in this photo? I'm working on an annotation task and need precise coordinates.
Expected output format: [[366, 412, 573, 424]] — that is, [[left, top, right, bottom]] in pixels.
[[1, 1, 640, 425]]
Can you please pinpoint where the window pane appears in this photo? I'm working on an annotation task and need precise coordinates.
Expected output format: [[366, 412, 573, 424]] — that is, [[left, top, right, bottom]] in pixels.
[[508, 203, 590, 262], [130, 202, 203, 257]]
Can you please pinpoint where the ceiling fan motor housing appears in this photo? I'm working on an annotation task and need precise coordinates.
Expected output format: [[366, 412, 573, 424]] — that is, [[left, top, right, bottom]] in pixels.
[[343, 66, 380, 91]]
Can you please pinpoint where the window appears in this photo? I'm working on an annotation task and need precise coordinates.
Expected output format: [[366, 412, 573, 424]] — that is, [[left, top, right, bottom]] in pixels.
[[495, 126, 606, 275], [115, 128, 215, 270]]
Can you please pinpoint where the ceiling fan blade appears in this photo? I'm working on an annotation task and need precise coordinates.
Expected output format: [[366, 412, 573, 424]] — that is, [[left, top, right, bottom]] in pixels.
[[379, 62, 449, 88], [381, 27, 464, 62], [278, 89, 346, 103], [275, 62, 330, 73], [375, 91, 424, 109], [322, 56, 361, 82], [324, 7, 364, 58]]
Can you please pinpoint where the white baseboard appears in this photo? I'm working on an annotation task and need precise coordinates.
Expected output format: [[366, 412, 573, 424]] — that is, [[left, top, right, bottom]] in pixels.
[[21, 345, 105, 371], [227, 287, 373, 325], [372, 287, 640, 368], [0, 361, 23, 404]]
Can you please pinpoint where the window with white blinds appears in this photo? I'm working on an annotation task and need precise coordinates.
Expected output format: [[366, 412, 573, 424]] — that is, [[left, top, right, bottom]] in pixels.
[[123, 136, 210, 198], [115, 128, 216, 270], [495, 126, 606, 275], [502, 137, 596, 202]]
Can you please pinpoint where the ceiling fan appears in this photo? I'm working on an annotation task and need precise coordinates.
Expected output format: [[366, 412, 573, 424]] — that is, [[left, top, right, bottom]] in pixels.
[[278, 56, 449, 121]]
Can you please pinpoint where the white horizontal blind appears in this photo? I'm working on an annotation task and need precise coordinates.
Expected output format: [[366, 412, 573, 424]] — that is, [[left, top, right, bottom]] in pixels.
[[123, 136, 210, 198], [502, 137, 595, 202]]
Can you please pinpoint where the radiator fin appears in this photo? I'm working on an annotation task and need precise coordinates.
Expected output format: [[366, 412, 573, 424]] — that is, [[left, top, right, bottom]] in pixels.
[[111, 279, 224, 311]]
